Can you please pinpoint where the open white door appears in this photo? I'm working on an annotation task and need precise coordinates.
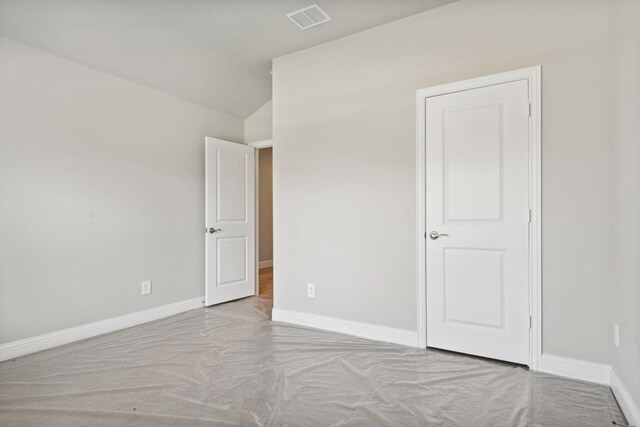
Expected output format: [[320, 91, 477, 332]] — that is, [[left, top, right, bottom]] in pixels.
[[205, 137, 255, 306], [425, 80, 530, 364]]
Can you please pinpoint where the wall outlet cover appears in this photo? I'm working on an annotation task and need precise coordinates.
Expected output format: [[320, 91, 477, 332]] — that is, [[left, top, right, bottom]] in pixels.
[[141, 280, 152, 295], [307, 283, 315, 298]]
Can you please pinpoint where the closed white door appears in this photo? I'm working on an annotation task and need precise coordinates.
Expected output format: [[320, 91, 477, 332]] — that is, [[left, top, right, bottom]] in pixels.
[[205, 137, 255, 306], [425, 80, 530, 364]]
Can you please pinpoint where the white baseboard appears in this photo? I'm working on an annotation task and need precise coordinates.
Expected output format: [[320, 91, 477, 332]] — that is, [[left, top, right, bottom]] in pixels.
[[259, 260, 273, 268], [0, 297, 204, 362], [535, 353, 640, 426], [272, 308, 418, 347], [611, 368, 640, 427], [539, 354, 611, 385]]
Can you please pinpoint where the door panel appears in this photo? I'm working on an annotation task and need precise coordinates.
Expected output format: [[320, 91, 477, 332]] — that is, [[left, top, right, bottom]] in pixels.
[[444, 248, 504, 328], [217, 151, 247, 222], [444, 104, 503, 221], [426, 80, 530, 364], [217, 237, 248, 285], [206, 137, 255, 306]]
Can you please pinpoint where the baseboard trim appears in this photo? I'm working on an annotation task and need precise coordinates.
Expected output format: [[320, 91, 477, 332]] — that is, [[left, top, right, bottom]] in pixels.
[[272, 308, 418, 347], [0, 297, 205, 362], [536, 354, 640, 425], [611, 368, 640, 426], [259, 260, 273, 268], [539, 354, 611, 385]]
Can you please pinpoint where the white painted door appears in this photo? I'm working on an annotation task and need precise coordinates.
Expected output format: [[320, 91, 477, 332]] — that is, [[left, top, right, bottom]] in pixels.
[[205, 137, 255, 306], [425, 80, 530, 364]]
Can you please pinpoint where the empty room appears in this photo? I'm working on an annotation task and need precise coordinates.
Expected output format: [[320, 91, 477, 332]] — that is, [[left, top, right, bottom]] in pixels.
[[1, 0, 639, 426]]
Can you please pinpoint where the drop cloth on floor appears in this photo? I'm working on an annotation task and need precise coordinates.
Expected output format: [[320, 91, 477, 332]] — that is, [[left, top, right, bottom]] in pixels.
[[0, 295, 626, 426]]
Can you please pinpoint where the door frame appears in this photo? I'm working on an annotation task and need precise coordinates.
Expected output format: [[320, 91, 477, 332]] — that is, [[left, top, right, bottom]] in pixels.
[[248, 139, 273, 149], [415, 66, 542, 369]]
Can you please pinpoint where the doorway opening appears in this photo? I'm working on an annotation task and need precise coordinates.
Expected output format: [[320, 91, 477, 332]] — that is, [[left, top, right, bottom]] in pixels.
[[257, 146, 273, 300]]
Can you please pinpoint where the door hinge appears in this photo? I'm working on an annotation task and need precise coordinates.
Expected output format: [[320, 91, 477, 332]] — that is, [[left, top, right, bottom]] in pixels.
[[424, 232, 427, 239], [529, 315, 532, 329], [528, 209, 532, 223], [528, 102, 532, 117]]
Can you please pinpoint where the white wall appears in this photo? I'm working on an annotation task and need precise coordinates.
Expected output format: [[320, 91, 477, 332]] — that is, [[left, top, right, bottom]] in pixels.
[[612, 0, 640, 411], [244, 100, 273, 143], [273, 0, 615, 363], [0, 36, 244, 344]]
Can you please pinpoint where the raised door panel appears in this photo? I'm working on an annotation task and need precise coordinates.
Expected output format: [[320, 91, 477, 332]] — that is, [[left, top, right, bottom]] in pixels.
[[217, 151, 247, 223], [444, 104, 503, 222], [444, 248, 504, 329], [217, 237, 248, 286]]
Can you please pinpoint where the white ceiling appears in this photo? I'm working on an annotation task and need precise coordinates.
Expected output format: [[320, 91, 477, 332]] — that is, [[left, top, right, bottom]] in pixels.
[[0, 0, 456, 118]]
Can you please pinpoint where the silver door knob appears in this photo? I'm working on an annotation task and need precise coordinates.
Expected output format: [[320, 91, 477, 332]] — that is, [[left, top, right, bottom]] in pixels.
[[208, 228, 222, 233], [429, 231, 449, 240]]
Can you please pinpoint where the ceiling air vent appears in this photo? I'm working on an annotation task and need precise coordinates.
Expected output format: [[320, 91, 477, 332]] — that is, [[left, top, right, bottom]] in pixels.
[[286, 4, 331, 30]]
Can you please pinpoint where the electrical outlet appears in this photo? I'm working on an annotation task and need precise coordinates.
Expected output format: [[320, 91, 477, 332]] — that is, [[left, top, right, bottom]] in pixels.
[[614, 322, 620, 348], [307, 283, 315, 298], [141, 280, 152, 295]]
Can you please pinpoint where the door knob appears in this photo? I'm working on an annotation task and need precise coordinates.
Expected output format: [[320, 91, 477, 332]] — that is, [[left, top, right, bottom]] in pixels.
[[208, 228, 222, 233], [429, 231, 449, 240]]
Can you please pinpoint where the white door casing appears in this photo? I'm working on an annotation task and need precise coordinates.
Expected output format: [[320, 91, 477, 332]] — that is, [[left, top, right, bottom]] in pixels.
[[205, 137, 256, 306], [416, 67, 541, 367]]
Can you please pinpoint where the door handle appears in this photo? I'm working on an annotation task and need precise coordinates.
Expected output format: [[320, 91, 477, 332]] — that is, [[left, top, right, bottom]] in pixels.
[[429, 231, 449, 240], [207, 228, 222, 234]]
